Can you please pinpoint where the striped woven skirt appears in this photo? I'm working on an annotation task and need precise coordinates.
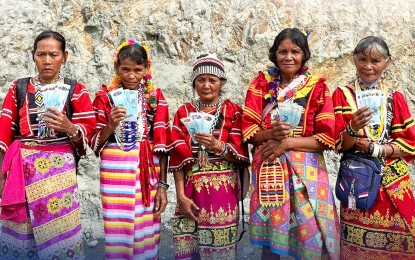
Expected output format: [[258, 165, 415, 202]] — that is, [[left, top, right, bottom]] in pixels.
[[0, 141, 83, 260], [172, 161, 239, 260], [100, 142, 160, 260], [249, 150, 340, 260]]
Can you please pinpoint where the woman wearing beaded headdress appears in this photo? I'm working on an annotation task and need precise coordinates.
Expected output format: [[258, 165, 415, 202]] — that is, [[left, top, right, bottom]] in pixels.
[[333, 36, 415, 259], [0, 30, 96, 259], [241, 28, 340, 259], [91, 40, 170, 259], [169, 52, 249, 259]]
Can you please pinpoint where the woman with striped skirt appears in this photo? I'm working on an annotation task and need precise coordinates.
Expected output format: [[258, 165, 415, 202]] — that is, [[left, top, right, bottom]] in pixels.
[[91, 40, 170, 260]]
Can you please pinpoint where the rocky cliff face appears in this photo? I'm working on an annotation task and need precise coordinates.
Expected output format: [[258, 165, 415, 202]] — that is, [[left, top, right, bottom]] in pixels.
[[1, 0, 415, 242]]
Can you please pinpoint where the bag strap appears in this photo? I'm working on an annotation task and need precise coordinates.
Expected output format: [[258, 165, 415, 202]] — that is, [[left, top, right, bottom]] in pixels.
[[262, 102, 277, 121], [63, 78, 77, 121]]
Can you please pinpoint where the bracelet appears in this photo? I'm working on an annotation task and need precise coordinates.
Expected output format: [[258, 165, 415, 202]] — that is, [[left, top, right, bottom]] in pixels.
[[68, 125, 80, 139], [377, 145, 385, 159], [215, 141, 228, 157], [346, 121, 359, 137], [367, 142, 374, 155], [157, 181, 169, 190], [388, 144, 395, 157], [371, 143, 380, 158]]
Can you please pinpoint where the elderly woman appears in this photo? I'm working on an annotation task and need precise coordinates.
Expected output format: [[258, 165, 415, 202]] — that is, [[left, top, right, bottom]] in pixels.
[[242, 28, 340, 259], [169, 52, 249, 259], [0, 30, 96, 259], [333, 36, 415, 259], [91, 40, 170, 260]]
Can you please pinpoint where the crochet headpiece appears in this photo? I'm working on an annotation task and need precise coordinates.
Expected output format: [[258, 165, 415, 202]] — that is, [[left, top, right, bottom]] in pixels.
[[191, 52, 227, 84]]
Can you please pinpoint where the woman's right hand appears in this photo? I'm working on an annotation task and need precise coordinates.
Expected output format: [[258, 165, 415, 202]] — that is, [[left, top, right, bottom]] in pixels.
[[177, 195, 199, 221], [351, 106, 373, 130], [108, 106, 126, 129], [270, 121, 291, 141]]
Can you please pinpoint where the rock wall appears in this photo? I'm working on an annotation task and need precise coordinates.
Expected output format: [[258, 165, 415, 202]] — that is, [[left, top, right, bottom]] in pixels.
[[1, 0, 415, 244]]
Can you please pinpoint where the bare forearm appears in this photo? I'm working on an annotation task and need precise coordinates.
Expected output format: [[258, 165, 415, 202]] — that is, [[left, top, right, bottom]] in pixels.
[[95, 124, 116, 151], [158, 153, 168, 183], [385, 143, 409, 158], [288, 136, 329, 152], [173, 170, 186, 199], [342, 132, 358, 152], [248, 129, 273, 146]]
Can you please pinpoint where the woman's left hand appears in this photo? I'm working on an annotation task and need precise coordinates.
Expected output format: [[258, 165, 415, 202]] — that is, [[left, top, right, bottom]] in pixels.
[[154, 187, 168, 215], [194, 132, 221, 151], [260, 138, 290, 162], [354, 138, 371, 154], [42, 107, 76, 135]]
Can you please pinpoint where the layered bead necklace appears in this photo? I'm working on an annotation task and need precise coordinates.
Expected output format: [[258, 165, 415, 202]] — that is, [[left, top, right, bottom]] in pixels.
[[114, 83, 148, 151], [195, 97, 222, 167], [264, 67, 310, 103], [34, 73, 64, 138], [355, 74, 387, 142]]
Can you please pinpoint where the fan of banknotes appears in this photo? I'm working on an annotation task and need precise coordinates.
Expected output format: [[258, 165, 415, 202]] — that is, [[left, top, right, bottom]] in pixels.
[[109, 88, 141, 121], [41, 83, 70, 112], [356, 89, 385, 126], [180, 112, 216, 142], [271, 102, 303, 129]]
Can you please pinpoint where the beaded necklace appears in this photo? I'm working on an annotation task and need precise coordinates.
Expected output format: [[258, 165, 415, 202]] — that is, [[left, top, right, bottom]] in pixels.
[[195, 97, 222, 168], [195, 97, 222, 133], [355, 77, 388, 142], [264, 67, 310, 103], [114, 85, 147, 151], [34, 73, 64, 138]]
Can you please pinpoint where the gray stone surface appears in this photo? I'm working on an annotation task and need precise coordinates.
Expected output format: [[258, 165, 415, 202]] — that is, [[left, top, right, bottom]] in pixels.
[[1, 0, 415, 257]]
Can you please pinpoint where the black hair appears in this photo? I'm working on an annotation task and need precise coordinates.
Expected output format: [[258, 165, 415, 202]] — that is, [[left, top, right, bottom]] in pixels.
[[32, 30, 66, 59], [268, 28, 311, 67], [116, 45, 149, 67], [353, 36, 391, 59]]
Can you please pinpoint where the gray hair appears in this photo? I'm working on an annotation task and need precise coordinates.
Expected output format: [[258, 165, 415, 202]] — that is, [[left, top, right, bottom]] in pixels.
[[353, 36, 391, 60]]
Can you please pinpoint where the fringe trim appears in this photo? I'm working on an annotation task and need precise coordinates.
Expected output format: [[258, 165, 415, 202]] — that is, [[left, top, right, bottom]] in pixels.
[[313, 133, 335, 150], [393, 139, 415, 155], [242, 125, 260, 143], [169, 157, 197, 172], [226, 143, 249, 162]]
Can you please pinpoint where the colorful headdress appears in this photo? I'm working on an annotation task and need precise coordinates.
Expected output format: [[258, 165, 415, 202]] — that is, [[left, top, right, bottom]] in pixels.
[[191, 51, 227, 85], [109, 39, 157, 109]]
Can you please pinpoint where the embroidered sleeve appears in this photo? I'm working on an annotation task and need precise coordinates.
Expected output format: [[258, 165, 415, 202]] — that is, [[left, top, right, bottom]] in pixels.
[[169, 104, 196, 171], [241, 71, 269, 142], [333, 88, 348, 152], [69, 82, 96, 157], [223, 101, 249, 162], [151, 88, 170, 154], [390, 91, 415, 163], [90, 86, 111, 155], [310, 79, 335, 149], [0, 81, 18, 152]]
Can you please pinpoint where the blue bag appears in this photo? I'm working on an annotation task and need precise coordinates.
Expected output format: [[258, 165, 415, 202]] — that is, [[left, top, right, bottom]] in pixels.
[[335, 152, 382, 210]]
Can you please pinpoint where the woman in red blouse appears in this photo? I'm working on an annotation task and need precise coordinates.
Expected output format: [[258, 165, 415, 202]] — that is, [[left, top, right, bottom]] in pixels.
[[333, 36, 415, 259], [242, 28, 340, 259], [0, 30, 96, 259], [169, 52, 249, 259]]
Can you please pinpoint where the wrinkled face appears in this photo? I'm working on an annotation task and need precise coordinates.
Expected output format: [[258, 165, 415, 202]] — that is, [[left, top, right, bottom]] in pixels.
[[194, 74, 222, 104], [115, 58, 148, 90], [276, 38, 304, 79], [354, 50, 390, 83], [33, 37, 68, 82]]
